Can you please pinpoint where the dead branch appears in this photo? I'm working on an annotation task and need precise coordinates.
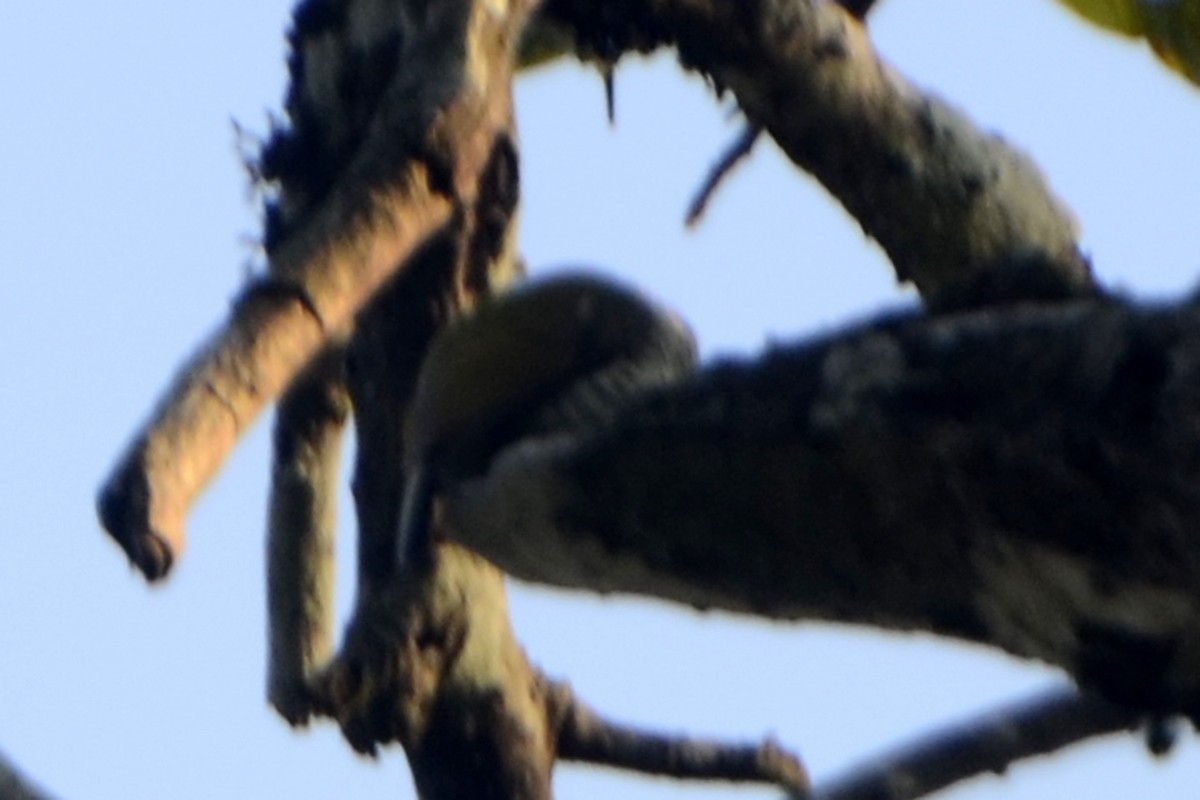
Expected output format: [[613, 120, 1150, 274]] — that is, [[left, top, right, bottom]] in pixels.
[[298, 115, 533, 797], [267, 348, 350, 725], [100, 3, 542, 792], [96, 0, 1187, 798], [814, 688, 1138, 800], [548, 680, 811, 795], [445, 295, 1200, 720], [95, 128, 450, 584], [685, 122, 761, 228], [97, 284, 332, 579], [96, 0, 528, 580], [536, 0, 1094, 309]]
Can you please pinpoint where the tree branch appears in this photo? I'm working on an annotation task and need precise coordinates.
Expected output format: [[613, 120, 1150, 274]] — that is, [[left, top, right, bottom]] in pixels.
[[549, 680, 811, 795], [96, 0, 530, 580], [310, 543, 558, 799], [0, 750, 56, 800], [97, 284, 333, 579], [267, 347, 350, 725], [445, 295, 1200, 719], [685, 122, 761, 228], [815, 688, 1139, 800], [537, 0, 1094, 308], [96, 0, 1189, 798]]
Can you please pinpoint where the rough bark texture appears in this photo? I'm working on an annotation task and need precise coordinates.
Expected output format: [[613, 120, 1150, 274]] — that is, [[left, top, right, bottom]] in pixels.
[[96, 0, 499, 579], [535, 0, 1094, 310], [258, 4, 558, 797], [98, 286, 332, 579], [448, 296, 1200, 718], [94, 0, 1186, 797]]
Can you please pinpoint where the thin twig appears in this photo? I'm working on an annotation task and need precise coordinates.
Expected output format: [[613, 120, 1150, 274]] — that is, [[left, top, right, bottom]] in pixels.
[[550, 680, 812, 796], [814, 688, 1139, 800], [604, 65, 617, 125], [685, 122, 761, 227]]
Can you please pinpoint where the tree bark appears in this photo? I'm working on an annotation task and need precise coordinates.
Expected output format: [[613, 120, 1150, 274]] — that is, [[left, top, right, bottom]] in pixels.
[[535, 0, 1093, 309], [94, 0, 1192, 796], [96, 0, 520, 579], [814, 688, 1139, 800], [267, 348, 350, 724], [446, 295, 1200, 720]]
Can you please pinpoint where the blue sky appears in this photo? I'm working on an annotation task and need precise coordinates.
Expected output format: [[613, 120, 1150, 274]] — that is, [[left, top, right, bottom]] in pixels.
[[1, 1, 1198, 798]]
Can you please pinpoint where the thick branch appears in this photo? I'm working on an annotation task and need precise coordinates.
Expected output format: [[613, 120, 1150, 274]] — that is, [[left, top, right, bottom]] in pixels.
[[97, 0, 528, 580], [97, 97, 451, 584], [98, 285, 332, 579], [446, 295, 1200, 718], [103, 0, 548, 793], [99, 2, 1163, 798], [305, 58, 531, 795], [538, 0, 1093, 308], [312, 546, 557, 797]]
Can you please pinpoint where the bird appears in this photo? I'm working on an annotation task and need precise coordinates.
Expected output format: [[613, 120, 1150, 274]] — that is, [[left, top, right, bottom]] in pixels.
[[1053, 0, 1200, 87], [396, 272, 697, 570]]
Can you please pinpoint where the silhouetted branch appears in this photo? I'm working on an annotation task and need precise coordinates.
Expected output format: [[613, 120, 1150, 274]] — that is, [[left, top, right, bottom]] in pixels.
[[685, 122, 761, 228], [815, 688, 1139, 800], [0, 751, 56, 800], [549, 680, 811, 795]]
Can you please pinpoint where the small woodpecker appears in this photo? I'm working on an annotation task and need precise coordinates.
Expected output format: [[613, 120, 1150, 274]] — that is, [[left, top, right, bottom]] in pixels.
[[397, 272, 697, 569]]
